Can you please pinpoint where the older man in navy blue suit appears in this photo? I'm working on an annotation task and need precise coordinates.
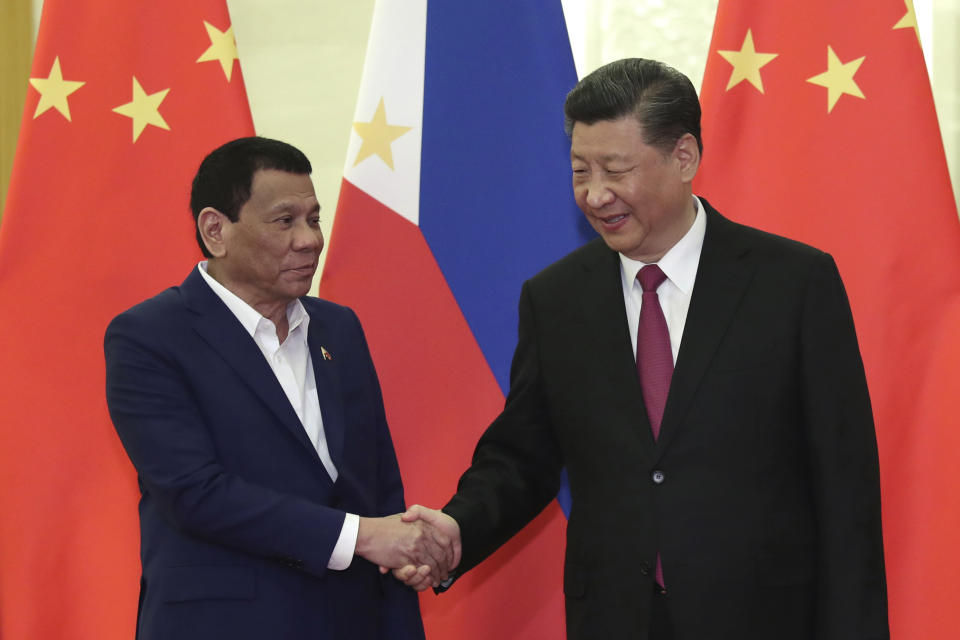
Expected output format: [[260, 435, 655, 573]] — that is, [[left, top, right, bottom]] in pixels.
[[105, 137, 452, 640]]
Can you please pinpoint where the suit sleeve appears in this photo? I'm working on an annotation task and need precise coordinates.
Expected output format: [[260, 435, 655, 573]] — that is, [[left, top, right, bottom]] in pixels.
[[443, 280, 564, 576], [104, 312, 346, 578], [800, 253, 889, 639]]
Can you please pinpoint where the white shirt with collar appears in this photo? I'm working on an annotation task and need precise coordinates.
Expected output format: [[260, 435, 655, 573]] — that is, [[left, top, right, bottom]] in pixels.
[[198, 261, 358, 570], [619, 196, 707, 364]]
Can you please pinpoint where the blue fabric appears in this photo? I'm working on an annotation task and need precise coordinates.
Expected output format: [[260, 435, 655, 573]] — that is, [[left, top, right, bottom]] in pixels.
[[420, 0, 592, 516], [105, 268, 424, 640]]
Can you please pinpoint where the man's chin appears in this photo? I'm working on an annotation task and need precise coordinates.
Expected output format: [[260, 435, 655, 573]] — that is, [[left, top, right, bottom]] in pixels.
[[282, 278, 314, 300], [598, 233, 635, 255]]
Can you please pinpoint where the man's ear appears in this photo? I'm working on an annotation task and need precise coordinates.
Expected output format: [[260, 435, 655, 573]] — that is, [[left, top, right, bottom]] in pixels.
[[673, 133, 701, 183], [197, 207, 229, 258]]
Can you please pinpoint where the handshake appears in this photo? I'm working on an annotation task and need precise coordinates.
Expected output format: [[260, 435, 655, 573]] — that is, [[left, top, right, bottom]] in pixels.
[[355, 505, 462, 591]]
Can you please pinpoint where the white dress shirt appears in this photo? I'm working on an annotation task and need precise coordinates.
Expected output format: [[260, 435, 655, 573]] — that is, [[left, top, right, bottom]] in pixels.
[[198, 262, 358, 570], [619, 196, 707, 364]]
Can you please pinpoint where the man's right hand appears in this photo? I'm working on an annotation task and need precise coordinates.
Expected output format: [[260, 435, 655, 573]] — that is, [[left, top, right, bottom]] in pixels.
[[390, 505, 461, 591], [355, 506, 460, 589]]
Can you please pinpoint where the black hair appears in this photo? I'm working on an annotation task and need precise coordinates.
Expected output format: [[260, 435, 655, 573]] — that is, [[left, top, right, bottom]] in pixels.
[[190, 136, 312, 257], [564, 58, 703, 156]]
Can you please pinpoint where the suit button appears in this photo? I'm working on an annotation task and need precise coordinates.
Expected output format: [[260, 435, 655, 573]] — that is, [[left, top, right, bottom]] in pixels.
[[639, 562, 651, 576], [652, 470, 665, 484]]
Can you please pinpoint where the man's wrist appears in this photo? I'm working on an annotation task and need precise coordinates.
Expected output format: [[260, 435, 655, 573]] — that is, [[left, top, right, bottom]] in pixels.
[[327, 513, 359, 570]]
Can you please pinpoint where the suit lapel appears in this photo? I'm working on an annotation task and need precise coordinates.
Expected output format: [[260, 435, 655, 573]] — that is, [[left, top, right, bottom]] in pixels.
[[180, 268, 324, 464], [577, 241, 657, 450], [654, 203, 754, 458], [306, 311, 346, 471]]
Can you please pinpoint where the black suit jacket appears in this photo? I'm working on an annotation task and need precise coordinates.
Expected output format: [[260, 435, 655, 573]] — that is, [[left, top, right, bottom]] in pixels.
[[444, 200, 888, 640], [105, 268, 424, 640]]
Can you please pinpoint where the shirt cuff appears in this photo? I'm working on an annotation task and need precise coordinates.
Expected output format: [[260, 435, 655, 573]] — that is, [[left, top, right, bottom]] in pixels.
[[327, 512, 359, 570]]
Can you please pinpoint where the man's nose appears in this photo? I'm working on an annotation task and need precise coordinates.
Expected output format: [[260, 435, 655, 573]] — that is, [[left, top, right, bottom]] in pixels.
[[292, 221, 323, 251], [584, 177, 614, 209]]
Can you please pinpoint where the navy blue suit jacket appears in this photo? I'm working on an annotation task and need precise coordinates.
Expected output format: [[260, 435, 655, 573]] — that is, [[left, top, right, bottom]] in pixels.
[[105, 267, 424, 640]]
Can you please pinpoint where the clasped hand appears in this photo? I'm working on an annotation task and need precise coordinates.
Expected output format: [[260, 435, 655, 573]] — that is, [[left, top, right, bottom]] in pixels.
[[356, 505, 461, 591]]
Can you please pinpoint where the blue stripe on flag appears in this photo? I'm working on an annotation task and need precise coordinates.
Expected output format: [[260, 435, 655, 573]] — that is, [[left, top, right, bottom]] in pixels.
[[420, 2, 595, 397]]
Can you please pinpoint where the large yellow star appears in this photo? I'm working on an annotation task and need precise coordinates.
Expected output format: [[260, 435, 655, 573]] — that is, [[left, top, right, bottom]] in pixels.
[[112, 77, 171, 142], [351, 98, 412, 170], [28, 57, 85, 121], [196, 21, 239, 81], [716, 29, 778, 93], [893, 0, 921, 44], [806, 46, 866, 113]]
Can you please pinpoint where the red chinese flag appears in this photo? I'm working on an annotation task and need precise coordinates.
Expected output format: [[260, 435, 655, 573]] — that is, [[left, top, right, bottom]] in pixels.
[[696, 1, 960, 637], [0, 2, 254, 638]]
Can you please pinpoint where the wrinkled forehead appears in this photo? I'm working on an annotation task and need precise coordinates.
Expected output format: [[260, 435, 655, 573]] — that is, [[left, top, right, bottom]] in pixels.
[[244, 169, 318, 212]]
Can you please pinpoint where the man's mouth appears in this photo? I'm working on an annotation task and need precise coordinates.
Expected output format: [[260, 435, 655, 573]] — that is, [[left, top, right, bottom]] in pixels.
[[600, 214, 628, 225], [288, 264, 316, 274]]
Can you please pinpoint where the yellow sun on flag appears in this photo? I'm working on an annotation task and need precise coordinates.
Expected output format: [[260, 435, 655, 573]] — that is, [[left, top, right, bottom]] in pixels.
[[806, 46, 866, 113], [893, 0, 921, 44], [351, 97, 413, 170], [29, 57, 85, 121], [112, 77, 171, 142], [196, 21, 240, 81], [717, 29, 778, 93]]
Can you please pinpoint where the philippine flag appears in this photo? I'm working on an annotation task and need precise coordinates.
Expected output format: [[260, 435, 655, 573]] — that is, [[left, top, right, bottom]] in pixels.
[[319, 1, 594, 637]]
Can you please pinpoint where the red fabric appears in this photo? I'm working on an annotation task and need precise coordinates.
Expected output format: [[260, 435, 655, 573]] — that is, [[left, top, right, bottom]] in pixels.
[[696, 2, 960, 637], [636, 265, 672, 440], [636, 264, 671, 588], [0, 2, 254, 638], [320, 179, 567, 639]]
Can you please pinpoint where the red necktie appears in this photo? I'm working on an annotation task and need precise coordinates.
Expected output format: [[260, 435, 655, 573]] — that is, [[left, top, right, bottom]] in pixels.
[[636, 264, 672, 587], [637, 265, 673, 439]]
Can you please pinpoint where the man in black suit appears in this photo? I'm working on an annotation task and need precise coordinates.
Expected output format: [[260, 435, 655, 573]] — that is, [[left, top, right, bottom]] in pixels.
[[399, 59, 889, 639]]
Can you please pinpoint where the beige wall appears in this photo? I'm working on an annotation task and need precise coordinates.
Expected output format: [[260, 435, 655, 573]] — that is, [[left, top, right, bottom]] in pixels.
[[226, 0, 376, 281], [932, 0, 960, 202]]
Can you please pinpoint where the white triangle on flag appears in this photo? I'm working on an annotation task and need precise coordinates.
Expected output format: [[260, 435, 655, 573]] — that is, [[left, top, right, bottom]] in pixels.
[[343, 0, 425, 227]]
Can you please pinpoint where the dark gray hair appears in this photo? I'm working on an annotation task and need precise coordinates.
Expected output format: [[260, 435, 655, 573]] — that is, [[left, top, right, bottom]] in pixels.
[[564, 58, 703, 156]]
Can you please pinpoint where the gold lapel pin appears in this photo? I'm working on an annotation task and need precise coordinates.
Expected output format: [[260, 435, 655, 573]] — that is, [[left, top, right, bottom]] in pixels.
[[320, 346, 333, 361]]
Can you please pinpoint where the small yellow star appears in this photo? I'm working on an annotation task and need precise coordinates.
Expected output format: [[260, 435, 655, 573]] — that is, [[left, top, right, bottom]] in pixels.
[[112, 77, 171, 142], [806, 46, 866, 113], [196, 21, 239, 81], [352, 98, 413, 170], [716, 29, 778, 93], [28, 57, 85, 121], [893, 0, 921, 44]]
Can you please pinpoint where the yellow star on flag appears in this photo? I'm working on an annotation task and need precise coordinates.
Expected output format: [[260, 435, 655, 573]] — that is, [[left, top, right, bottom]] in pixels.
[[28, 57, 85, 121], [196, 21, 239, 81], [806, 46, 866, 113], [716, 29, 778, 93], [352, 98, 412, 169], [893, 0, 921, 44], [112, 77, 171, 142]]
